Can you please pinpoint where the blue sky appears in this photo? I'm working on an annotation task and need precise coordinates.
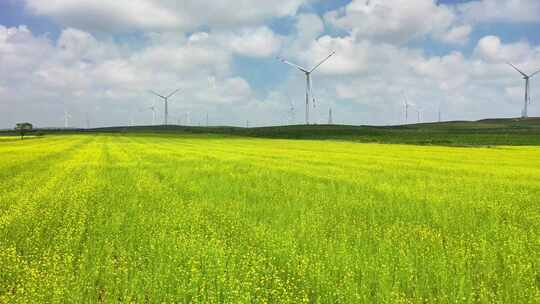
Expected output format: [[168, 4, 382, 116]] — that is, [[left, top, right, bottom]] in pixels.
[[1, 0, 539, 128]]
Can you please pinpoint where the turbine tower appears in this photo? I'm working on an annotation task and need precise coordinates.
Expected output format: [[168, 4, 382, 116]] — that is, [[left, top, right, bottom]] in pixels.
[[328, 108, 333, 124], [416, 108, 422, 123], [507, 62, 540, 118], [277, 51, 336, 125], [149, 88, 181, 125]]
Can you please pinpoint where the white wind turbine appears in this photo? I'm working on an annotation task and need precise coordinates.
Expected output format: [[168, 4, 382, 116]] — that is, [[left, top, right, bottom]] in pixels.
[[286, 93, 295, 125], [149, 88, 181, 125], [328, 107, 333, 125], [185, 111, 191, 126], [64, 109, 72, 128], [277, 51, 336, 125], [148, 100, 157, 125], [415, 108, 422, 123], [403, 92, 411, 123], [507, 62, 540, 118], [438, 101, 442, 123]]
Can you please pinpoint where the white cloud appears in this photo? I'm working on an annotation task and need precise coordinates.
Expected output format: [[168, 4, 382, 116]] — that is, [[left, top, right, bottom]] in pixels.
[[24, 0, 307, 32], [474, 35, 537, 63], [324, 0, 456, 44], [4, 0, 540, 129], [25, 0, 179, 32], [296, 13, 324, 43], [0, 25, 263, 128], [437, 25, 472, 45], [458, 0, 540, 24], [218, 27, 282, 58]]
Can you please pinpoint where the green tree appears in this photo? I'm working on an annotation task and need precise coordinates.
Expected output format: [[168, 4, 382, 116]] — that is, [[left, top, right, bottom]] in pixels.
[[15, 122, 33, 140]]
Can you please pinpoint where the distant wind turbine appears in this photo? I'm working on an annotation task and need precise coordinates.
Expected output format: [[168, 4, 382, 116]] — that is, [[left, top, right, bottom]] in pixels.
[[149, 88, 181, 125], [507, 62, 540, 118], [186, 111, 191, 125], [148, 100, 157, 125], [403, 94, 410, 123], [286, 93, 295, 125], [328, 108, 333, 124], [64, 109, 72, 128], [416, 108, 422, 123], [277, 51, 336, 125]]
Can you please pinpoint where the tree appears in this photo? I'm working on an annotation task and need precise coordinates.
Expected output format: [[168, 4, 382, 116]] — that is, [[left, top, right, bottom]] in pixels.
[[15, 123, 33, 140]]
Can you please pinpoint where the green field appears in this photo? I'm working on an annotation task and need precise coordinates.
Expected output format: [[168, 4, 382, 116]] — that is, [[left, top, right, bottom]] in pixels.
[[1, 134, 539, 302]]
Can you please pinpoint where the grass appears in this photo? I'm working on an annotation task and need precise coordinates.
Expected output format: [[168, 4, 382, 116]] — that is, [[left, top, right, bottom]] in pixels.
[[1, 133, 539, 302], [5, 116, 539, 146]]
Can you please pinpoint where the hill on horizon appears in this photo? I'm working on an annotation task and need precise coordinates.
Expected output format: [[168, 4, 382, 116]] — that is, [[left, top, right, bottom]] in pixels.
[[2, 117, 540, 146]]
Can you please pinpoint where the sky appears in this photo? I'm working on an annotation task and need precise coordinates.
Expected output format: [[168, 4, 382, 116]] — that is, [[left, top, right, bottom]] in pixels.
[[0, 0, 539, 128]]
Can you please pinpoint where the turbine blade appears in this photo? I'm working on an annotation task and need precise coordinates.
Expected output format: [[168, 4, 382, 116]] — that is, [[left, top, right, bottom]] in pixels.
[[149, 90, 166, 99], [277, 57, 308, 73], [530, 69, 540, 78], [167, 88, 181, 99], [310, 51, 336, 73], [507, 62, 527, 78]]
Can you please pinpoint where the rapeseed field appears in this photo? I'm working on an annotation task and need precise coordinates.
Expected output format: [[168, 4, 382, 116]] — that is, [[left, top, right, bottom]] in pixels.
[[1, 134, 538, 303]]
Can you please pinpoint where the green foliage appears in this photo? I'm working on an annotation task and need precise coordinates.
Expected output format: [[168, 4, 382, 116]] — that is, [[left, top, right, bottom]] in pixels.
[[0, 134, 538, 302], [14, 123, 33, 140]]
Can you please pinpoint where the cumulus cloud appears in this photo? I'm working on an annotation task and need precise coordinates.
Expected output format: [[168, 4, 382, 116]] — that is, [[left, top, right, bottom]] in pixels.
[[457, 0, 540, 24], [218, 27, 283, 58], [324, 0, 457, 44], [0, 25, 262, 128], [296, 14, 324, 43], [24, 0, 307, 32], [437, 25, 472, 45], [3, 0, 540, 128], [474, 35, 539, 63]]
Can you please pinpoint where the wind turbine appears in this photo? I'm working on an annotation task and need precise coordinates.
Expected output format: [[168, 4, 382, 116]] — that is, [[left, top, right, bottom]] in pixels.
[[416, 108, 422, 123], [148, 101, 157, 125], [186, 111, 191, 125], [277, 51, 336, 125], [64, 109, 72, 128], [403, 93, 411, 123], [507, 62, 540, 118], [328, 108, 333, 125], [285, 93, 295, 125], [149, 88, 181, 125]]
